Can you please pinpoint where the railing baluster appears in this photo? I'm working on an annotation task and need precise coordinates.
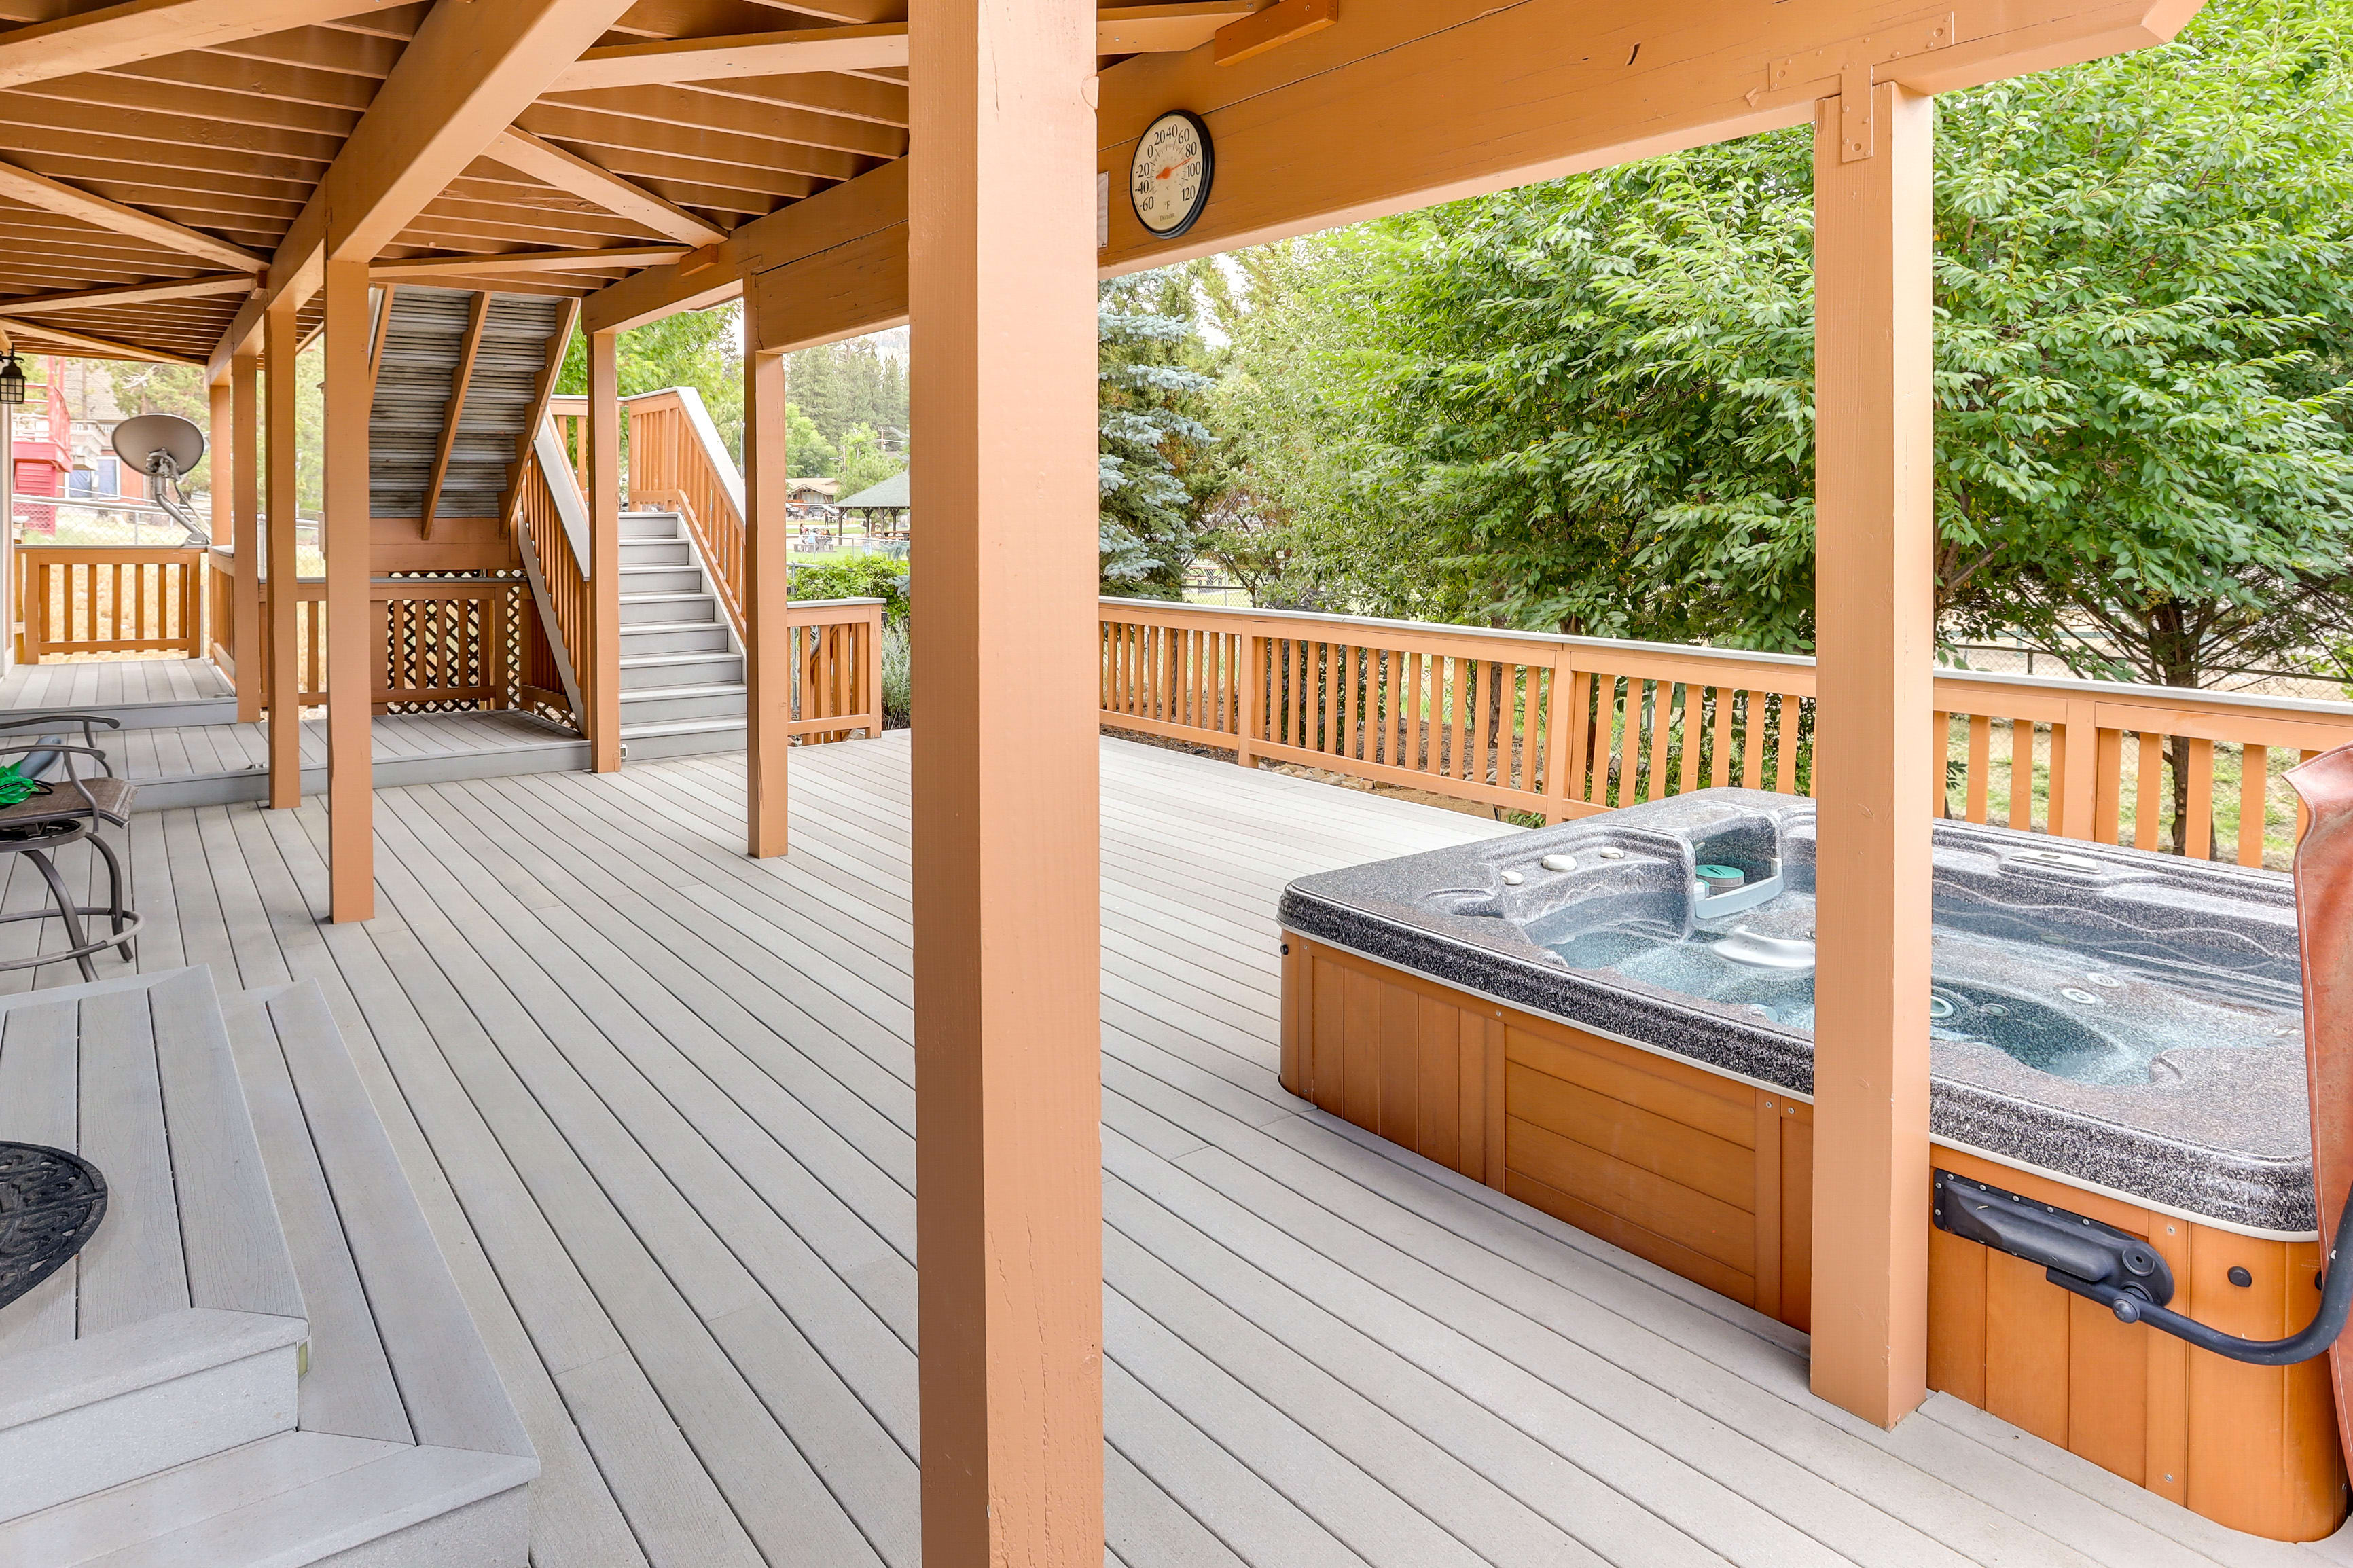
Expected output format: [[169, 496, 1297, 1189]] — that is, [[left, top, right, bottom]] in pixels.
[[2240, 745, 2269, 867], [1965, 713, 1991, 822], [2008, 721, 2034, 832], [2133, 731, 2164, 850], [2184, 737, 2215, 860]]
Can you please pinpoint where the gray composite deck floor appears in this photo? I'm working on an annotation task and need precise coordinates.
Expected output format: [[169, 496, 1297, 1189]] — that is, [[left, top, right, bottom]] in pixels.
[[90, 708, 583, 786], [2, 730, 2348, 1568], [0, 653, 232, 711]]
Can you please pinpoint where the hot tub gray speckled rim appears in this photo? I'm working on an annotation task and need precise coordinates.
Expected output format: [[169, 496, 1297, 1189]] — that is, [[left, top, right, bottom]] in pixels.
[[1279, 788, 2316, 1236]]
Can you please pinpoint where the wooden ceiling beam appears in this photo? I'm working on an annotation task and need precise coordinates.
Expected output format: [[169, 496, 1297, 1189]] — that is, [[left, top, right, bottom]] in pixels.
[[420, 289, 490, 539], [257, 0, 641, 318], [677, 69, 905, 128], [10, 62, 361, 136], [488, 127, 727, 246], [0, 154, 264, 269], [373, 243, 687, 276], [554, 5, 1257, 90], [516, 102, 869, 183], [538, 81, 904, 160], [0, 0, 393, 92], [361, 270, 594, 296], [3, 314, 202, 365], [0, 273, 254, 313]]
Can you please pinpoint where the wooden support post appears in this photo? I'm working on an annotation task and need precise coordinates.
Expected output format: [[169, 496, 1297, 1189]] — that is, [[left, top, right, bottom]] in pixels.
[[588, 329, 622, 772], [1809, 80, 1935, 1429], [743, 324, 789, 857], [264, 301, 301, 808], [323, 257, 373, 922], [910, 1, 1105, 1563], [206, 369, 232, 660], [231, 351, 261, 724]]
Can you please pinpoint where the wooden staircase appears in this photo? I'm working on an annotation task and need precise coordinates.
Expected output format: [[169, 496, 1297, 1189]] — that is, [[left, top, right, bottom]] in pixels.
[[0, 968, 535, 1567], [616, 507, 750, 760]]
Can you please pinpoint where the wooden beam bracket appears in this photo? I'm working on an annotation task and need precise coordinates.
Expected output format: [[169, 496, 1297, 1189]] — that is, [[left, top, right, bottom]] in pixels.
[[1213, 0, 1337, 66]]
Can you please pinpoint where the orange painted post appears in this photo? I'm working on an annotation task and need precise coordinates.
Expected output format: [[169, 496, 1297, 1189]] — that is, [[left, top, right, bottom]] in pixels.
[[588, 329, 622, 772], [323, 259, 374, 922], [206, 369, 232, 666], [909, 1, 1105, 1563], [231, 352, 262, 724], [264, 301, 302, 809], [743, 325, 790, 857], [1809, 81, 1936, 1430]]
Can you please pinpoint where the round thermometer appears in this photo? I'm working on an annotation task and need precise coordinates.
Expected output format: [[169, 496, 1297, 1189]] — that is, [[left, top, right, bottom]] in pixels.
[[1130, 110, 1214, 238]]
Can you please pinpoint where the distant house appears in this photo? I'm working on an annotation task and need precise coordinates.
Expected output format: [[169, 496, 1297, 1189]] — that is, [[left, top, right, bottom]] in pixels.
[[838, 470, 910, 538], [786, 475, 838, 509]]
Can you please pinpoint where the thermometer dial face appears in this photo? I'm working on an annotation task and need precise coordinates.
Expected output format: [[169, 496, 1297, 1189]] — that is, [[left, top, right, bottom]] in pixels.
[[1131, 111, 1214, 238]]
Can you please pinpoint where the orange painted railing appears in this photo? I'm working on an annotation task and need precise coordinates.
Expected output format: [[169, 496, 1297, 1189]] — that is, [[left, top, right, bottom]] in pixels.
[[205, 551, 528, 712], [621, 388, 746, 636], [784, 597, 887, 743], [548, 387, 748, 636], [516, 424, 592, 729], [18, 545, 206, 663], [1099, 598, 2353, 869]]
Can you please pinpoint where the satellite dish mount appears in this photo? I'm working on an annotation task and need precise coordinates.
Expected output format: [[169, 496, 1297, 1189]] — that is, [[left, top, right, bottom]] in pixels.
[[109, 414, 209, 547]]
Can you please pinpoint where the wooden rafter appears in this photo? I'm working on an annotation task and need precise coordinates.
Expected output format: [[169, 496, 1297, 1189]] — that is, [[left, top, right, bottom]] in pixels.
[[0, 273, 253, 313], [256, 0, 641, 318], [420, 290, 490, 540], [373, 243, 689, 277], [552, 8, 1256, 92], [5, 314, 202, 365], [0, 156, 264, 270], [0, 0, 385, 92], [487, 128, 726, 247]]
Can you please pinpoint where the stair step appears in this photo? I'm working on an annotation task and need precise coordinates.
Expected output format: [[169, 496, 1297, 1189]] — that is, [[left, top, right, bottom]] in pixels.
[[619, 540, 694, 566], [617, 682, 748, 725], [619, 512, 682, 540], [618, 716, 749, 760], [616, 564, 704, 595], [617, 622, 733, 656], [0, 1431, 535, 1567], [0, 1310, 304, 1523], [618, 591, 719, 626], [619, 651, 743, 690]]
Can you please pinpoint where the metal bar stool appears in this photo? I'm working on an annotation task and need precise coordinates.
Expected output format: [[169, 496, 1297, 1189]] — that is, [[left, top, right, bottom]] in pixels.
[[0, 714, 140, 981]]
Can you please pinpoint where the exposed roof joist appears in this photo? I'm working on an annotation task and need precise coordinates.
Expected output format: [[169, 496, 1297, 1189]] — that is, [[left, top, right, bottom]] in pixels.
[[0, 0, 395, 92], [223, 0, 639, 373], [3, 312, 203, 365], [489, 126, 727, 246], [552, 4, 1257, 91], [0, 154, 264, 269], [372, 243, 687, 277], [0, 273, 253, 312]]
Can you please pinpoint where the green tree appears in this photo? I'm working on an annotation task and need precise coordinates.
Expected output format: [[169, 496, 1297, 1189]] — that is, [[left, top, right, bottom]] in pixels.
[[787, 401, 838, 478], [1211, 0, 2353, 683], [836, 422, 905, 499], [558, 304, 744, 460], [1098, 270, 1217, 596]]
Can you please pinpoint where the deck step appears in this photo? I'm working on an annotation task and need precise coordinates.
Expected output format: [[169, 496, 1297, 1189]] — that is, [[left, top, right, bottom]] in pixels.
[[0, 968, 310, 1520], [617, 651, 744, 689], [615, 621, 733, 655], [616, 682, 747, 726], [615, 564, 704, 595], [619, 716, 751, 759], [617, 591, 719, 626], [0, 1431, 534, 1567], [0, 971, 536, 1565], [0, 1310, 304, 1523], [619, 509, 683, 539]]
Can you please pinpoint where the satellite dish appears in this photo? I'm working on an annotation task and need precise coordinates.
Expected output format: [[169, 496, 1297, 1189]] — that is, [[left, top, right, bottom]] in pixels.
[[108, 414, 209, 546], [111, 414, 204, 481]]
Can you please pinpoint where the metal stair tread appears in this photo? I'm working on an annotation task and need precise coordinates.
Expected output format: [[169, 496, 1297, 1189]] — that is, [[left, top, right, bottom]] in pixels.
[[616, 680, 747, 699], [618, 716, 749, 737]]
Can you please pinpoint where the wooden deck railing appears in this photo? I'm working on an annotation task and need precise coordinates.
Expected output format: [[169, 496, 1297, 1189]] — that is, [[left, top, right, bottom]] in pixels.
[[549, 388, 748, 636], [516, 423, 593, 729], [18, 545, 206, 663], [785, 597, 887, 743], [205, 551, 533, 713], [1099, 598, 2353, 867]]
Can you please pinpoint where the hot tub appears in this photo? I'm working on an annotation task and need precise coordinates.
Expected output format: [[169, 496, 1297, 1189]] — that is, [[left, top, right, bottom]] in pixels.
[[1278, 788, 2346, 1540]]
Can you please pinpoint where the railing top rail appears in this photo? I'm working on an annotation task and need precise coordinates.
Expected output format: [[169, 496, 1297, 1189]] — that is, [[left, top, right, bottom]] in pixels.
[[789, 596, 886, 608], [1099, 596, 2353, 723]]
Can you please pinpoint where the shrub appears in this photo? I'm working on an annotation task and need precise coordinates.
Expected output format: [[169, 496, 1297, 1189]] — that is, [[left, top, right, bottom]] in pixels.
[[792, 554, 909, 623]]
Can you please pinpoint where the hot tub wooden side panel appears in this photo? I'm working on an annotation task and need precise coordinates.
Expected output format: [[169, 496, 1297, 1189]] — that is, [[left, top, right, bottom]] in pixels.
[[1279, 932, 2350, 1542], [1931, 1147, 2348, 1541]]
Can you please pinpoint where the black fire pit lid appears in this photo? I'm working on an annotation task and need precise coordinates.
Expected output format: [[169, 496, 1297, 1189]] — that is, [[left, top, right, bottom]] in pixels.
[[0, 1142, 107, 1312]]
